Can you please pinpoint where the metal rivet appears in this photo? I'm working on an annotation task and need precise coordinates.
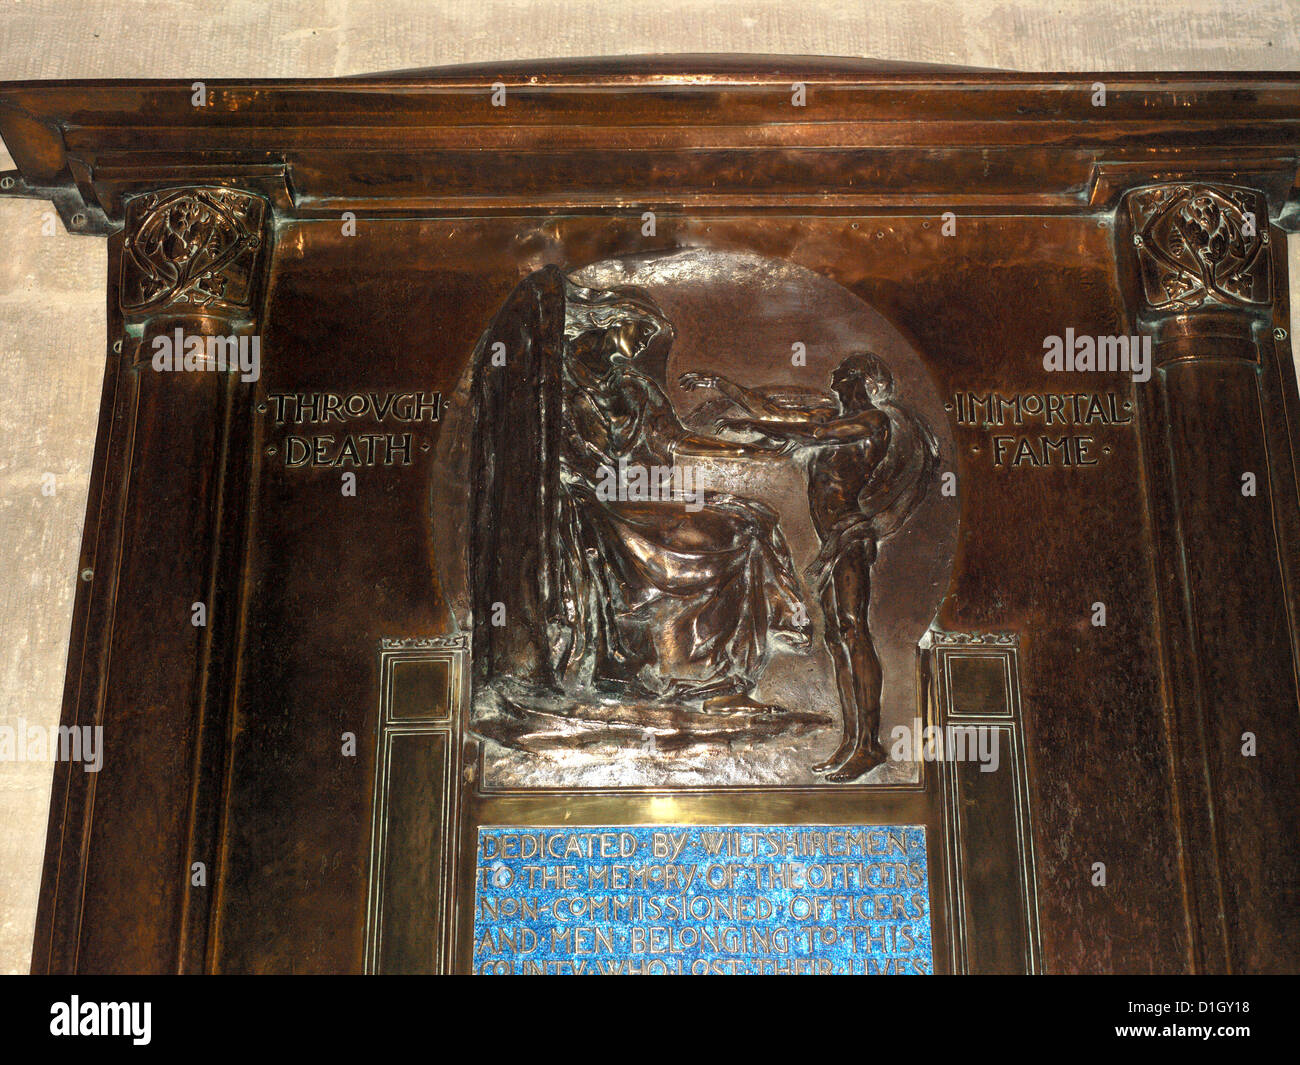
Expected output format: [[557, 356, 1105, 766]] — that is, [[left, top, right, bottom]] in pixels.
[[80, 568, 94, 582]]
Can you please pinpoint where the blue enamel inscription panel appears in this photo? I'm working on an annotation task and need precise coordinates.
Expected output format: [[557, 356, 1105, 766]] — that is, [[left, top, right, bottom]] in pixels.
[[473, 824, 932, 974]]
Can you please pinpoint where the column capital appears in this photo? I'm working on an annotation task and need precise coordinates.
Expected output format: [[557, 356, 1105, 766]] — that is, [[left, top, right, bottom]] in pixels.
[[121, 186, 269, 323], [1123, 182, 1273, 317]]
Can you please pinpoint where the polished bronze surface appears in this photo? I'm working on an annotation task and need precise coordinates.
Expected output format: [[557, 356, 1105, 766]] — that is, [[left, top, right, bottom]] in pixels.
[[687, 352, 941, 780], [466, 266, 936, 784], [2, 56, 1300, 974]]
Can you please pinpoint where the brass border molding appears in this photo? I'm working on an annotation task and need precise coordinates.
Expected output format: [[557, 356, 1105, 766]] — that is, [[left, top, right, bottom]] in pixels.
[[366, 637, 469, 974], [927, 632, 1040, 974]]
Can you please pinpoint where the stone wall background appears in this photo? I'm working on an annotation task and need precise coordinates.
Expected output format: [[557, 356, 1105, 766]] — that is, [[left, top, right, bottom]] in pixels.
[[1, 0, 1297, 973]]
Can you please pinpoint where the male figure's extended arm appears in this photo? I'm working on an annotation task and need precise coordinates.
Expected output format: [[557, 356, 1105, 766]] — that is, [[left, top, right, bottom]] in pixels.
[[721, 410, 889, 448], [677, 370, 828, 423], [674, 432, 790, 459]]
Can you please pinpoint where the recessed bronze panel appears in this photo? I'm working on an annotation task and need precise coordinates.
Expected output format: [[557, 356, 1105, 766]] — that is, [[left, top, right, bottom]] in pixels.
[[4, 56, 1300, 974]]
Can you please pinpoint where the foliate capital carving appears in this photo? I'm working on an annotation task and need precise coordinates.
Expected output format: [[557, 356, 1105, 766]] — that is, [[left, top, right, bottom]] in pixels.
[[121, 187, 268, 317], [1125, 183, 1272, 313]]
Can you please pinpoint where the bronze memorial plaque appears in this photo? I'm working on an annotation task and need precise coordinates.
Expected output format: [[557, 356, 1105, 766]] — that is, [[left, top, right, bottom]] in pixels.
[[2, 56, 1298, 976]]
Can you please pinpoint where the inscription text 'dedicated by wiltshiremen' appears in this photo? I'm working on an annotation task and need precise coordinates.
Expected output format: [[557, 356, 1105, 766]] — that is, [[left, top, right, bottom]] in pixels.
[[473, 825, 933, 975]]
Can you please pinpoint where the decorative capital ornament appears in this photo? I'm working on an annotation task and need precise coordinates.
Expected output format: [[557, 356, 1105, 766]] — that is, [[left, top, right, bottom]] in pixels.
[[1126, 183, 1272, 313], [121, 187, 267, 316]]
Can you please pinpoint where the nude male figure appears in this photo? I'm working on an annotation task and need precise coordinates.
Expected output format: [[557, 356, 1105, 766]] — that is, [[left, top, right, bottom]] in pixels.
[[681, 352, 937, 782]]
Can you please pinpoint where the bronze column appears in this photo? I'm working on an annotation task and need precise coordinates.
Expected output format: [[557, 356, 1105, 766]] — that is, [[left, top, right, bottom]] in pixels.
[[1123, 182, 1300, 973], [32, 187, 269, 973]]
